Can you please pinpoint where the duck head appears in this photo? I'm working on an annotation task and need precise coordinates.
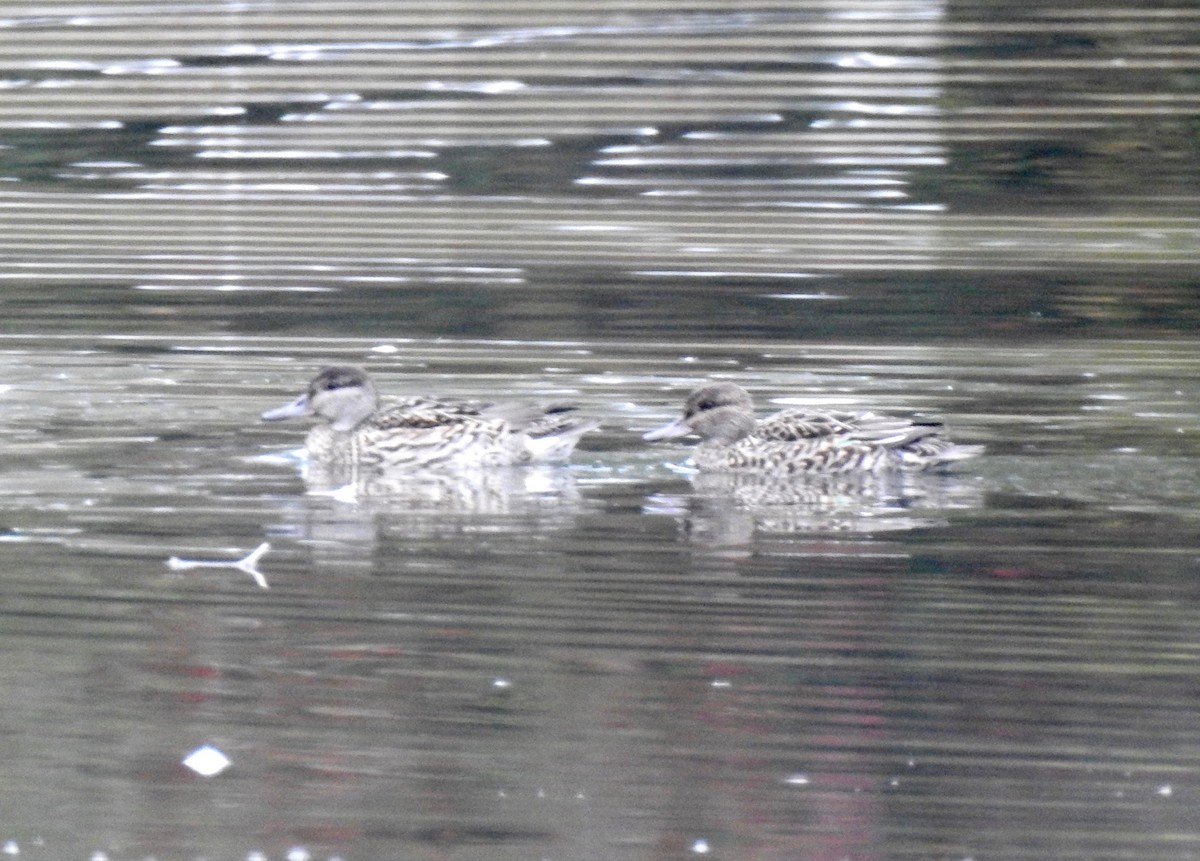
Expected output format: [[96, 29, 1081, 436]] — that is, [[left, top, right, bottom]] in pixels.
[[643, 382, 757, 445], [261, 365, 379, 432]]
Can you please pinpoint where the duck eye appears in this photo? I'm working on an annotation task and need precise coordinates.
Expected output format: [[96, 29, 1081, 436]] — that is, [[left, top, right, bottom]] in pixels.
[[696, 400, 716, 411], [319, 374, 357, 392]]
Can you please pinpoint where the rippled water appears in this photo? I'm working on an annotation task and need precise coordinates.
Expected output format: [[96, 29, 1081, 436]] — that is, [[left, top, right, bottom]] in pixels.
[[3, 337, 1198, 861], [2, 2, 1200, 860]]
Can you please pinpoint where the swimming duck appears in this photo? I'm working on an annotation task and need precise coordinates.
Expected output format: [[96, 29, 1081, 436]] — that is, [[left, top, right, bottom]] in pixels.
[[261, 366, 598, 470], [643, 382, 982, 473]]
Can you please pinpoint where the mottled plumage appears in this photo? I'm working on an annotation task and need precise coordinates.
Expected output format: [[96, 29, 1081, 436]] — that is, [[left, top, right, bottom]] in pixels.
[[262, 366, 597, 470], [643, 382, 982, 473]]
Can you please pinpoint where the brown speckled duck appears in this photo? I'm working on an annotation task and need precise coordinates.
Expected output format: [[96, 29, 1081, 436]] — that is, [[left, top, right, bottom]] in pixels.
[[643, 382, 982, 473], [262, 366, 597, 470]]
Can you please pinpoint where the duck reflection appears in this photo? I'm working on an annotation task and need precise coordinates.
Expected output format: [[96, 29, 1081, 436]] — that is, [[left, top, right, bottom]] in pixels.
[[646, 468, 984, 546], [267, 463, 593, 569], [303, 459, 588, 513]]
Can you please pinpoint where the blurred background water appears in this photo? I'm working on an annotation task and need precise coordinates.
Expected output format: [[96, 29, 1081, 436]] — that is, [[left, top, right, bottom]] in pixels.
[[1, 2, 1199, 860]]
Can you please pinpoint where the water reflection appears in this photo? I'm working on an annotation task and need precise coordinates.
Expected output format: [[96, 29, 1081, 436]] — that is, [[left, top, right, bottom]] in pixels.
[[647, 468, 985, 547], [265, 464, 593, 572]]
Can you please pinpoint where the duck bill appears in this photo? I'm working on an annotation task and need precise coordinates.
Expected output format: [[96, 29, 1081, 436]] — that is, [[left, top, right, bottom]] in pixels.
[[642, 416, 694, 441], [261, 393, 312, 422]]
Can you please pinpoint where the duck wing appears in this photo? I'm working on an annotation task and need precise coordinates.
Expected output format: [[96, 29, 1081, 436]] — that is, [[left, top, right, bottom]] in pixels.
[[481, 402, 598, 462], [370, 401, 494, 431], [381, 396, 588, 435], [352, 403, 514, 469], [364, 399, 596, 467], [382, 395, 486, 414], [519, 405, 598, 439], [757, 409, 928, 441]]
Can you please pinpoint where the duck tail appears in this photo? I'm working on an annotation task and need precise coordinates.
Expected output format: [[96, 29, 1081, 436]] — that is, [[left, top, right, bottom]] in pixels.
[[940, 443, 986, 462], [902, 442, 985, 470], [523, 416, 601, 463]]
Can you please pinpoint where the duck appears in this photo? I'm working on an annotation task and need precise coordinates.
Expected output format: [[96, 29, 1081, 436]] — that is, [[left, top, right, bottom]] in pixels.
[[261, 366, 598, 470], [642, 382, 982, 473]]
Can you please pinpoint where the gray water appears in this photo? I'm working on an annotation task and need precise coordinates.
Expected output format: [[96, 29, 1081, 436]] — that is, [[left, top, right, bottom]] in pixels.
[[2, 2, 1200, 860]]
